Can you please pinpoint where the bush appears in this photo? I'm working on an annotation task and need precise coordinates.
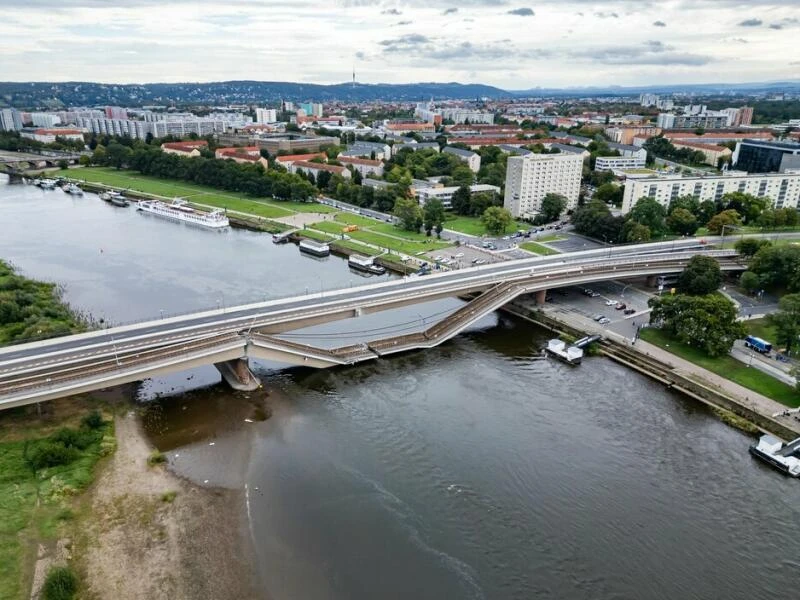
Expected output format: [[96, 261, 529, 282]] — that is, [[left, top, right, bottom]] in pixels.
[[161, 490, 177, 503], [42, 566, 78, 600], [147, 449, 166, 466], [28, 442, 79, 470], [51, 427, 98, 450], [81, 410, 104, 429]]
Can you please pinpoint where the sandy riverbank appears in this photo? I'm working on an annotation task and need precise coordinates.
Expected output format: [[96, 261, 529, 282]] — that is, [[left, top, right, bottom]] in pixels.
[[81, 411, 261, 600]]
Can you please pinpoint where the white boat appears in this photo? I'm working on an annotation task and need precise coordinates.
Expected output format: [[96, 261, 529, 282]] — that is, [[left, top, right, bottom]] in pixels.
[[65, 183, 83, 195], [299, 239, 330, 257], [545, 339, 583, 365], [348, 254, 386, 275], [749, 434, 800, 477], [38, 178, 57, 190], [137, 199, 229, 229]]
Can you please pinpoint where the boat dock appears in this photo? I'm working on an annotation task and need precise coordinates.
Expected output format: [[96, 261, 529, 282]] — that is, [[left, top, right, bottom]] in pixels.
[[273, 229, 297, 244]]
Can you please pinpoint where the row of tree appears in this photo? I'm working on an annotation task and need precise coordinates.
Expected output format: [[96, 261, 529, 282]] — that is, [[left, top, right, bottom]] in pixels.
[[573, 191, 791, 244]]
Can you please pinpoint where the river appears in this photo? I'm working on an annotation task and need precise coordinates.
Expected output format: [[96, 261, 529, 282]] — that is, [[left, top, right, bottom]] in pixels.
[[2, 176, 799, 600]]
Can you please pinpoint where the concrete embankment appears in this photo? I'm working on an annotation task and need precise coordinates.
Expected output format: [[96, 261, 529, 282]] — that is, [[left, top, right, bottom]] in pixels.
[[503, 299, 800, 441]]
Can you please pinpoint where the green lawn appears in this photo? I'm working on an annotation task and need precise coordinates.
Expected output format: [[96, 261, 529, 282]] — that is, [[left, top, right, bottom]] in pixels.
[[332, 213, 379, 227], [443, 215, 528, 237], [537, 234, 567, 243], [639, 328, 799, 407], [309, 221, 349, 235], [63, 167, 336, 215], [298, 229, 336, 242], [344, 229, 451, 254], [369, 222, 443, 242], [0, 415, 114, 599], [520, 242, 560, 256], [746, 318, 777, 344]]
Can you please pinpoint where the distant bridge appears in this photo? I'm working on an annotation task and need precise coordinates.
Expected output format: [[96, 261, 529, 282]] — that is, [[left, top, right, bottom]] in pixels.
[[0, 241, 744, 410], [0, 150, 83, 178]]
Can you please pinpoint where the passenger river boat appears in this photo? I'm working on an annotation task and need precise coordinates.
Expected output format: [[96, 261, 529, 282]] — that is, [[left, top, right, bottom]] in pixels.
[[137, 198, 229, 229], [348, 254, 386, 275]]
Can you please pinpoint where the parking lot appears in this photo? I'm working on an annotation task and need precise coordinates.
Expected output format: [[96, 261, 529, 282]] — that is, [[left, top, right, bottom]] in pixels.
[[544, 279, 656, 339], [422, 245, 501, 270], [546, 233, 605, 253]]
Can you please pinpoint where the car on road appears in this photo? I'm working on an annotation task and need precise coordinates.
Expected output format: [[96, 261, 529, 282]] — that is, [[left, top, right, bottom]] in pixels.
[[598, 317, 611, 325], [592, 314, 604, 321]]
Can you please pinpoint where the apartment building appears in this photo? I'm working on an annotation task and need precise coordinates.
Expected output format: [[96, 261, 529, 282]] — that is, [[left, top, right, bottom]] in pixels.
[[621, 172, 800, 214], [442, 146, 481, 173], [0, 109, 23, 131], [594, 155, 647, 171], [160, 141, 208, 157], [671, 141, 732, 166], [215, 146, 269, 168], [503, 153, 583, 218], [255, 108, 278, 123], [337, 156, 384, 178], [20, 128, 84, 143], [289, 160, 351, 179], [417, 184, 501, 209]]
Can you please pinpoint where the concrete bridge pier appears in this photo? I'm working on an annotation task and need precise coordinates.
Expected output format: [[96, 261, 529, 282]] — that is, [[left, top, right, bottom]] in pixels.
[[646, 275, 657, 287], [214, 358, 261, 391], [535, 289, 547, 306]]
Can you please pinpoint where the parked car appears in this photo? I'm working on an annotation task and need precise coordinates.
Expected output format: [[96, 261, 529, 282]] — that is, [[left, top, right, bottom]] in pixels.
[[624, 308, 636, 315], [598, 317, 611, 325], [615, 303, 627, 310], [590, 292, 600, 298], [605, 299, 616, 306], [582, 288, 594, 296], [593, 314, 604, 322]]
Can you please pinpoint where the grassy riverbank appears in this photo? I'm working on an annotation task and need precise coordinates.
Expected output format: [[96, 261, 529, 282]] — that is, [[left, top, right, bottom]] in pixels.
[[0, 260, 86, 345], [639, 328, 799, 407], [62, 167, 337, 217], [0, 400, 115, 599]]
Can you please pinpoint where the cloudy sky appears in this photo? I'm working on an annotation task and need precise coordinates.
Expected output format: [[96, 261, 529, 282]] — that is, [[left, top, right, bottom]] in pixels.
[[1, 0, 799, 89]]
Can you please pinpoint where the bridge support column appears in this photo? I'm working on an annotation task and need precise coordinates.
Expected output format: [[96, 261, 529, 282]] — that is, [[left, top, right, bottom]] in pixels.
[[214, 359, 261, 392], [645, 275, 657, 287], [534, 289, 547, 306]]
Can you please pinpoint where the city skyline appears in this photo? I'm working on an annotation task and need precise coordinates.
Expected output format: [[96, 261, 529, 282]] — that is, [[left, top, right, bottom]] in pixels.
[[1, 0, 799, 88]]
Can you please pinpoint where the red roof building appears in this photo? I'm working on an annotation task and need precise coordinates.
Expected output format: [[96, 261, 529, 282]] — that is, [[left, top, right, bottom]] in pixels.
[[161, 141, 208, 156]]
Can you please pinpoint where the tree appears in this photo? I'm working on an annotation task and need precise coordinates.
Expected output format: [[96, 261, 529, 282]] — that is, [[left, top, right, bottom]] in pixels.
[[649, 293, 745, 357], [622, 220, 651, 243], [394, 196, 422, 232], [450, 185, 471, 216], [668, 194, 700, 216], [540, 193, 567, 222], [105, 142, 131, 169], [676, 255, 722, 295], [572, 200, 624, 242], [734, 238, 770, 258], [696, 200, 716, 226], [667, 207, 698, 236], [706, 209, 741, 235], [594, 183, 623, 206], [481, 206, 513, 235], [721, 192, 768, 224], [58, 159, 68, 170], [422, 199, 445, 237], [629, 197, 667, 237], [768, 294, 800, 353], [749, 244, 800, 292], [739, 271, 760, 294]]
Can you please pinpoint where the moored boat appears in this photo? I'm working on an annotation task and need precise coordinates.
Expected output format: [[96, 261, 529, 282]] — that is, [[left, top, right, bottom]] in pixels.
[[65, 183, 83, 195], [749, 434, 800, 477], [299, 239, 330, 257], [545, 339, 583, 365], [348, 254, 386, 275], [136, 198, 229, 229]]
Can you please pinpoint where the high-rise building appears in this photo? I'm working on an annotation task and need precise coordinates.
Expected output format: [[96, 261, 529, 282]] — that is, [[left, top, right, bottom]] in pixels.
[[104, 106, 128, 120], [738, 106, 754, 126], [503, 153, 583, 219], [0, 108, 23, 131], [255, 108, 277, 123], [622, 172, 800, 214], [31, 113, 61, 128], [299, 102, 323, 118], [733, 140, 800, 174]]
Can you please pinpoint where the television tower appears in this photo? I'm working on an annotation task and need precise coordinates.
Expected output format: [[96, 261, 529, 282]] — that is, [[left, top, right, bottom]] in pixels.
[[352, 64, 356, 89]]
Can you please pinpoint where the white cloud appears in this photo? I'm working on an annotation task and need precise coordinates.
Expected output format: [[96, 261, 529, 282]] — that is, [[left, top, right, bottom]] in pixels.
[[0, 0, 798, 87]]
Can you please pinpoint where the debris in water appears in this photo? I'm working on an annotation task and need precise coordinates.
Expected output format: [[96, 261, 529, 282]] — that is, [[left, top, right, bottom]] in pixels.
[[209, 442, 215, 446], [244, 418, 253, 423]]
